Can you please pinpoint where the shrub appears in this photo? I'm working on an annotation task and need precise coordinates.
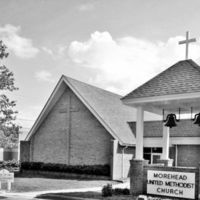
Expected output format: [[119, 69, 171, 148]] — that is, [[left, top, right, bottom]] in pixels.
[[0, 159, 19, 170], [113, 188, 130, 195], [31, 162, 43, 170], [20, 162, 110, 176], [21, 162, 31, 170], [102, 184, 113, 197]]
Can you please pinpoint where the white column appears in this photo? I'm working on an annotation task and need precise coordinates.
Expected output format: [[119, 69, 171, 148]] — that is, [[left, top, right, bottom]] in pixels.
[[162, 125, 170, 159], [135, 107, 144, 160], [111, 139, 118, 180]]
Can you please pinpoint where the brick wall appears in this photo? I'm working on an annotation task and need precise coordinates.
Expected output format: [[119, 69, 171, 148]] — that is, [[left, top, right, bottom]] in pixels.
[[177, 145, 200, 167], [69, 90, 112, 165], [30, 86, 112, 166], [122, 147, 135, 177], [20, 141, 30, 162]]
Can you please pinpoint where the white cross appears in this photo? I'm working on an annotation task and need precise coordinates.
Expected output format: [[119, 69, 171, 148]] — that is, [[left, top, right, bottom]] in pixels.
[[178, 31, 196, 60]]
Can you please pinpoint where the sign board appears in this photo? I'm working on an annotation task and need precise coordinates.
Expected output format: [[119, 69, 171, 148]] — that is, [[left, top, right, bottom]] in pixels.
[[147, 170, 196, 199], [0, 169, 14, 182]]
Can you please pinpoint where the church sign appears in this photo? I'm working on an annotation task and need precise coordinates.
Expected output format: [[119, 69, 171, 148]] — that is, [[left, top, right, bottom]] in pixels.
[[147, 170, 196, 199], [0, 169, 14, 191], [0, 169, 14, 181]]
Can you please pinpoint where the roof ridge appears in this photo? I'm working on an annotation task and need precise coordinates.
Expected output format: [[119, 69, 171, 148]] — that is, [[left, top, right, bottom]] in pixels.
[[122, 60, 182, 100], [26, 74, 137, 145], [122, 59, 200, 100], [63, 76, 123, 143], [186, 59, 200, 73], [62, 75, 136, 145], [63, 75, 122, 98]]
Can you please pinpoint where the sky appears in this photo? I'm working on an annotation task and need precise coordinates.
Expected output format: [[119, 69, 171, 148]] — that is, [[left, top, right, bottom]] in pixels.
[[1, 0, 200, 130]]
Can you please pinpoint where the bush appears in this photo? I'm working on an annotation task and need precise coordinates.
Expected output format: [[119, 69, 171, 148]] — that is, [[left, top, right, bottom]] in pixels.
[[113, 188, 130, 195], [101, 185, 130, 197], [0, 159, 19, 170], [21, 162, 31, 170], [102, 184, 113, 197], [20, 162, 110, 176]]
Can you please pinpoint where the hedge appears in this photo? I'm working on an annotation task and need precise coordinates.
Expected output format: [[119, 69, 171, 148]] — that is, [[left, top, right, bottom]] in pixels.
[[21, 162, 110, 176], [102, 184, 130, 197], [0, 160, 19, 171]]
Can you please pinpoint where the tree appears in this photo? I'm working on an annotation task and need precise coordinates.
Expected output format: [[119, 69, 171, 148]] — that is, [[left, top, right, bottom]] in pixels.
[[0, 40, 20, 146]]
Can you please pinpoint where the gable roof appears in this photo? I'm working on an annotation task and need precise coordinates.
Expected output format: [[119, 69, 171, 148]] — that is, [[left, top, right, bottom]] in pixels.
[[62, 76, 136, 145], [26, 75, 157, 145], [122, 59, 200, 100]]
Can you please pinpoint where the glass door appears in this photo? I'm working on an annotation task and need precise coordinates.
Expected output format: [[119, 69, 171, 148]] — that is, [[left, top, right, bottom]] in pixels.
[[144, 147, 162, 164], [152, 153, 161, 164]]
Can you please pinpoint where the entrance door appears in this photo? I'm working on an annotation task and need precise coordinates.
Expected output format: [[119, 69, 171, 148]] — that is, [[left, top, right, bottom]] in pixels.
[[144, 147, 162, 164], [152, 153, 161, 164]]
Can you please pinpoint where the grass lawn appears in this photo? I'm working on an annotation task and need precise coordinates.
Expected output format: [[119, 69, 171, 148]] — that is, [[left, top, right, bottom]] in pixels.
[[9, 177, 117, 192], [37, 192, 183, 200], [37, 191, 137, 200]]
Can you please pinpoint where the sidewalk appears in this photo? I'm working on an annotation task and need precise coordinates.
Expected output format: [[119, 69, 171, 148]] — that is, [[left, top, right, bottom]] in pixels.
[[0, 181, 130, 199]]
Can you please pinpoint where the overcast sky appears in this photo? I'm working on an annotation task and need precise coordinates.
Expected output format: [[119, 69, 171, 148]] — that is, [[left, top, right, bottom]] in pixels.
[[1, 0, 200, 129]]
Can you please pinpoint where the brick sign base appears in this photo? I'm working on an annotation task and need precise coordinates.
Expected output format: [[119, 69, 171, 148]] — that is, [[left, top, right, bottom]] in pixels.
[[130, 159, 199, 200]]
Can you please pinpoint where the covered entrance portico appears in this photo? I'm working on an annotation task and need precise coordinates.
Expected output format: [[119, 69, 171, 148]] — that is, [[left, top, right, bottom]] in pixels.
[[127, 93, 200, 165], [123, 60, 200, 164], [122, 59, 200, 197]]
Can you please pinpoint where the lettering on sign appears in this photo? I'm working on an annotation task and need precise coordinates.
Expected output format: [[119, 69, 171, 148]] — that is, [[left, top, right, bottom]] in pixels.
[[0, 169, 14, 182], [147, 170, 196, 199], [0, 169, 14, 191]]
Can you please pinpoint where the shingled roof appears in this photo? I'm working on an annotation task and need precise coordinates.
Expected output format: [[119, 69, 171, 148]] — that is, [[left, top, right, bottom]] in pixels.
[[63, 76, 136, 145], [122, 59, 200, 100], [25, 75, 158, 145]]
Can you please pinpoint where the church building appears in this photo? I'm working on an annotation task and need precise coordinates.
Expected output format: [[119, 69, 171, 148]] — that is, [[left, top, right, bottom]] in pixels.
[[20, 59, 200, 180]]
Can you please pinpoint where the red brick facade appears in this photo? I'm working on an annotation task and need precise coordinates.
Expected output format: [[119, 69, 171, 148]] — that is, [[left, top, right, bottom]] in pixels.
[[20, 79, 200, 180], [29, 87, 113, 165]]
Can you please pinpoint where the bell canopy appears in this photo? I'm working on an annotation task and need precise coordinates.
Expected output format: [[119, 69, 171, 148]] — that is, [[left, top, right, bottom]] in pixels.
[[122, 59, 200, 115]]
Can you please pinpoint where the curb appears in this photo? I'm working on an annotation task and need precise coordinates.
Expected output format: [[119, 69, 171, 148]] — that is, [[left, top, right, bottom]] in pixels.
[[36, 194, 100, 200], [1, 181, 130, 198]]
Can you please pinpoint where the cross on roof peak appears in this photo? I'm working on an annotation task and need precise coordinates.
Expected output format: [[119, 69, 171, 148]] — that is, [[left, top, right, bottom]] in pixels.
[[178, 31, 196, 60]]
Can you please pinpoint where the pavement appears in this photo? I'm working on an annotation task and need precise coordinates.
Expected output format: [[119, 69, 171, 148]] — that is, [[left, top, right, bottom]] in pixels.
[[0, 181, 130, 200]]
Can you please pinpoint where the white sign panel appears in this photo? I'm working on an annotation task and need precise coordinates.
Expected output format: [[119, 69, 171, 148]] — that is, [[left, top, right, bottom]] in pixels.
[[147, 170, 196, 199], [0, 169, 14, 182]]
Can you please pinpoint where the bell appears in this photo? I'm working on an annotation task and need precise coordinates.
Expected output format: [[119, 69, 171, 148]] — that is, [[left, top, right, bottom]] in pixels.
[[193, 113, 200, 126], [164, 114, 178, 128]]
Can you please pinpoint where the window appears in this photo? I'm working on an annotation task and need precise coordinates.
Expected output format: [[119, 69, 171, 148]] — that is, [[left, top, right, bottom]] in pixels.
[[144, 147, 162, 164]]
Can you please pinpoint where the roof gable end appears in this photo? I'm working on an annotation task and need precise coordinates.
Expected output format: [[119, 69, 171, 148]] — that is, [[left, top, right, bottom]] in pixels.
[[26, 75, 136, 145], [122, 59, 200, 100]]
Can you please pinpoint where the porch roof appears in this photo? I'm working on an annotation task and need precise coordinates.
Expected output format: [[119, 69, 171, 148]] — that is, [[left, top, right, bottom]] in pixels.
[[122, 59, 200, 115]]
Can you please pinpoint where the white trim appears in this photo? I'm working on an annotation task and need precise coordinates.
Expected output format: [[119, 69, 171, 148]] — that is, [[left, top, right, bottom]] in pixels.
[[144, 138, 164, 147], [123, 92, 200, 105], [171, 137, 200, 145], [175, 144, 178, 167], [144, 137, 200, 146]]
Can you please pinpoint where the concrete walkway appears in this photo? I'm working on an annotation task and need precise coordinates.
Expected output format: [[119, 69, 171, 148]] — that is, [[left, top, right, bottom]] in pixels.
[[0, 181, 130, 199]]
